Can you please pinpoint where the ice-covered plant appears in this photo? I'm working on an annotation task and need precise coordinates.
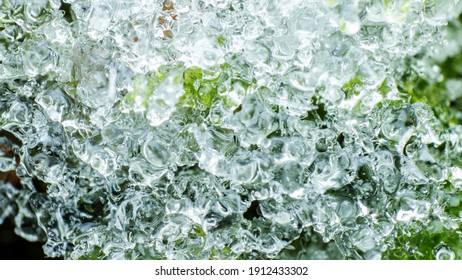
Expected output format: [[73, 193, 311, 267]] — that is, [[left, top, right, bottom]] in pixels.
[[1, 0, 462, 260]]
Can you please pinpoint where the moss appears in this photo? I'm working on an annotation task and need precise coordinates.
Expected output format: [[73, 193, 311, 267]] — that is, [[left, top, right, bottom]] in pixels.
[[394, 15, 462, 127], [397, 50, 462, 127], [384, 0, 392, 8], [190, 224, 206, 238], [378, 78, 391, 95], [342, 74, 364, 98], [79, 246, 104, 260], [125, 65, 183, 110], [383, 182, 462, 260], [217, 35, 226, 46], [382, 222, 462, 260], [178, 65, 236, 111]]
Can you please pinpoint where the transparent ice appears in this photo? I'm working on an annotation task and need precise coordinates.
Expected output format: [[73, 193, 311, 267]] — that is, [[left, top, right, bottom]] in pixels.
[[1, 0, 462, 259]]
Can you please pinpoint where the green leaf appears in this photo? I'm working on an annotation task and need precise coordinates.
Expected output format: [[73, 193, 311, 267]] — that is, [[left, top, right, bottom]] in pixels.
[[342, 74, 364, 98], [125, 65, 185, 110], [217, 35, 226, 46], [378, 78, 391, 95]]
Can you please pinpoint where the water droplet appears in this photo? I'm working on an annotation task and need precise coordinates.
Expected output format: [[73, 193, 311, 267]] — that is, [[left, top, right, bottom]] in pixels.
[[435, 245, 455, 260]]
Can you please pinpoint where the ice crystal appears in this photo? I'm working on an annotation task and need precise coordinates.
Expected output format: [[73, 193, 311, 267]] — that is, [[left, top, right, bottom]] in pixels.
[[1, 0, 462, 259]]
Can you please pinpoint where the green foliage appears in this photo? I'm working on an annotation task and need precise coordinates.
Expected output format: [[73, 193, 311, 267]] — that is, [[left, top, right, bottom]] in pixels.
[[217, 35, 226, 46], [125, 65, 183, 109], [384, 0, 392, 8], [190, 224, 206, 238], [378, 78, 392, 95], [78, 246, 104, 260], [125, 65, 235, 113], [383, 179, 462, 260], [178, 66, 234, 111], [382, 221, 462, 260], [397, 21, 462, 127], [342, 74, 364, 98]]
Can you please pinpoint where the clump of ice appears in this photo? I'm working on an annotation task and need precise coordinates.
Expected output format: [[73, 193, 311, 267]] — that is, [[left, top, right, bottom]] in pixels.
[[1, 0, 462, 259]]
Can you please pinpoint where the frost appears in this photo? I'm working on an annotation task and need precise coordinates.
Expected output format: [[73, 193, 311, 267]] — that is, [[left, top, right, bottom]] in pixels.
[[1, 0, 462, 260]]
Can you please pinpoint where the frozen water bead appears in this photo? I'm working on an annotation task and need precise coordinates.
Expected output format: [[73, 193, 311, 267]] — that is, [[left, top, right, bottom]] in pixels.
[[1, 0, 462, 260]]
